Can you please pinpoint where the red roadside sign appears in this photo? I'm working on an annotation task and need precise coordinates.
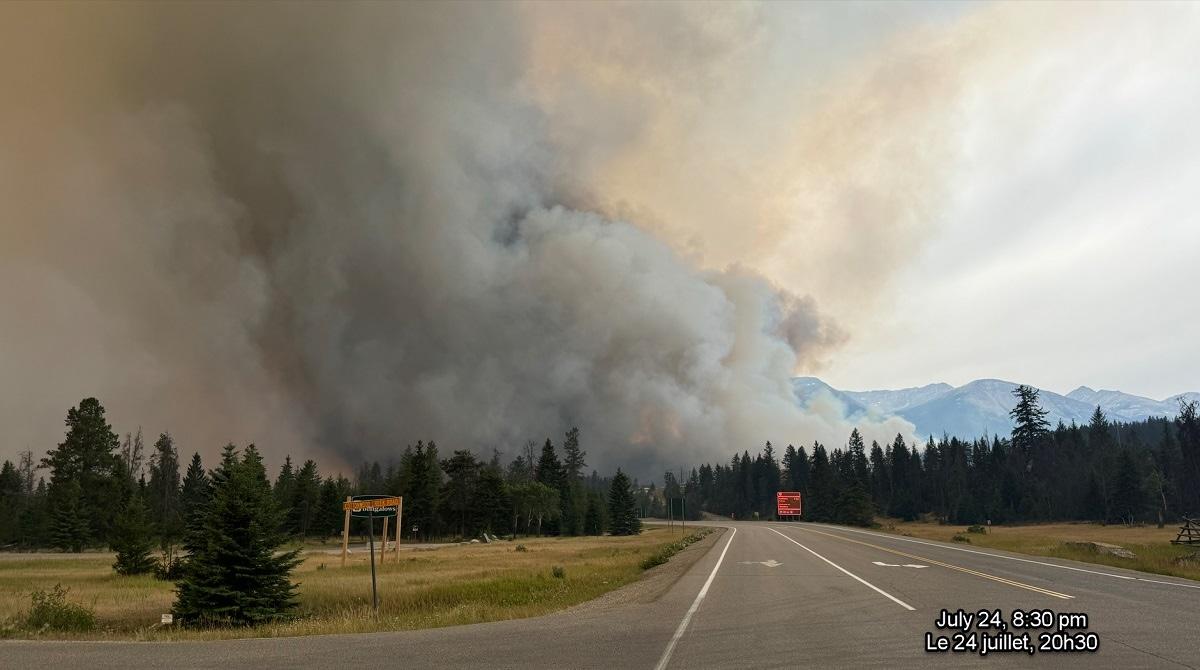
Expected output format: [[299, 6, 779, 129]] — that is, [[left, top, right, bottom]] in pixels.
[[777, 491, 802, 517]]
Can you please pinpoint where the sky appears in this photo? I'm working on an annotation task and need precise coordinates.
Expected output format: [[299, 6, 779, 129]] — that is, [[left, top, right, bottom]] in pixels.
[[0, 2, 1197, 474], [808, 3, 1200, 399]]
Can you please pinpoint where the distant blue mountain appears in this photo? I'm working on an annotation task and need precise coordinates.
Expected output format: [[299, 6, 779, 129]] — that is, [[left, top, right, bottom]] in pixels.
[[792, 377, 1196, 440]]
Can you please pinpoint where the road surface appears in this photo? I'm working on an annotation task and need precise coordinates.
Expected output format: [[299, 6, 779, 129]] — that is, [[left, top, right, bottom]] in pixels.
[[5, 521, 1199, 668]]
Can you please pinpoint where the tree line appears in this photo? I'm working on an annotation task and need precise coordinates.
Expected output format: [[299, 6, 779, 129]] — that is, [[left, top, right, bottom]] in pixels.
[[0, 398, 644, 560], [687, 386, 1200, 527]]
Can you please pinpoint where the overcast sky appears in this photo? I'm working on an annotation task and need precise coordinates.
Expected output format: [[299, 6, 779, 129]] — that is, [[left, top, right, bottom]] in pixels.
[[808, 2, 1200, 399]]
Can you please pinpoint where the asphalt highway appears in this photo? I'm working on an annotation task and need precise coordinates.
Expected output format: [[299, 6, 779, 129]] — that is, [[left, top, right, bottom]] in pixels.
[[5, 521, 1198, 668]]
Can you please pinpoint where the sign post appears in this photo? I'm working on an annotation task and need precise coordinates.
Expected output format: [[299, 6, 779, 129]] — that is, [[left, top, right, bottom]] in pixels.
[[776, 491, 802, 520], [343, 495, 402, 613]]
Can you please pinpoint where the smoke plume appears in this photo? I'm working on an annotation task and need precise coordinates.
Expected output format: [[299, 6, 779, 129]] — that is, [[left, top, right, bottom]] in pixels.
[[0, 2, 930, 476]]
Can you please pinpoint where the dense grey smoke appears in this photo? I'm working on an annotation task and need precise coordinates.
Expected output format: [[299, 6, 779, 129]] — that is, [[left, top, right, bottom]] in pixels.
[[0, 3, 914, 476]]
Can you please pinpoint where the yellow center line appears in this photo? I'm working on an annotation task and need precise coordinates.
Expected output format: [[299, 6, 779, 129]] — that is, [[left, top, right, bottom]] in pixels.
[[786, 525, 1074, 600]]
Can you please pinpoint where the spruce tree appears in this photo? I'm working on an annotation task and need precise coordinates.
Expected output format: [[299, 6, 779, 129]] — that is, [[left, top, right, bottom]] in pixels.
[[439, 450, 480, 538], [1111, 450, 1145, 525], [0, 461, 20, 546], [1081, 472, 1106, 521], [405, 441, 443, 540], [809, 445, 836, 522], [42, 398, 121, 544], [835, 480, 874, 527], [1176, 400, 1200, 514], [147, 433, 183, 551], [583, 490, 606, 535], [49, 479, 88, 552], [174, 446, 300, 627], [273, 456, 296, 514], [180, 452, 211, 532], [475, 462, 510, 536], [18, 479, 49, 550], [535, 439, 565, 534], [289, 460, 321, 538], [1010, 385, 1050, 453], [111, 494, 156, 575], [607, 469, 641, 535], [560, 428, 587, 535]]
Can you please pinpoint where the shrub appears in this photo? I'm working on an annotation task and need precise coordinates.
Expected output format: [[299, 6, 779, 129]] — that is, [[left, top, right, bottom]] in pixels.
[[155, 553, 184, 581], [951, 534, 971, 543], [25, 584, 96, 632], [966, 525, 987, 534], [551, 565, 566, 579], [640, 529, 713, 570]]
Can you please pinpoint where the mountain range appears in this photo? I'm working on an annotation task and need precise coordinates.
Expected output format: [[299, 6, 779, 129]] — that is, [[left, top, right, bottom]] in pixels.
[[792, 377, 1199, 442]]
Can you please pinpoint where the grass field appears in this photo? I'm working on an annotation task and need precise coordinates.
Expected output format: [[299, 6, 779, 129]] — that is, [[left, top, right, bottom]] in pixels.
[[0, 526, 709, 640], [875, 519, 1200, 581]]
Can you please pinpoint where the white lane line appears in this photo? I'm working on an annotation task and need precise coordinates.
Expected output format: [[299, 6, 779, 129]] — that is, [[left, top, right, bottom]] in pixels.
[[767, 527, 915, 611], [654, 527, 737, 670], [780, 523, 1200, 591]]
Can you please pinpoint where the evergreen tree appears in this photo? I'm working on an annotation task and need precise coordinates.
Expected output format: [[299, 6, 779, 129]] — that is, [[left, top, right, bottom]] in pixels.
[[147, 432, 183, 551], [562, 428, 586, 480], [174, 446, 301, 627], [1010, 385, 1050, 453], [846, 430, 870, 489], [1081, 472, 1105, 521], [888, 434, 916, 520], [180, 452, 211, 528], [607, 469, 641, 535], [868, 441, 889, 512], [835, 480, 874, 527], [405, 441, 442, 540], [1176, 400, 1200, 514], [584, 490, 606, 535], [49, 479, 88, 552], [41, 398, 121, 545], [1110, 449, 1145, 524], [0, 461, 20, 546], [440, 450, 480, 537], [560, 428, 587, 535], [316, 475, 351, 539], [18, 479, 50, 550], [535, 439, 565, 534], [475, 459, 511, 535], [535, 439, 564, 489], [273, 456, 296, 512], [781, 444, 799, 491], [111, 493, 156, 575], [289, 460, 321, 537], [808, 445, 835, 522]]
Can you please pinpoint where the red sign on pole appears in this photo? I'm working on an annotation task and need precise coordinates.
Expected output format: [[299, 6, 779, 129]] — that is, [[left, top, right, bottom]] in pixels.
[[777, 491, 802, 517]]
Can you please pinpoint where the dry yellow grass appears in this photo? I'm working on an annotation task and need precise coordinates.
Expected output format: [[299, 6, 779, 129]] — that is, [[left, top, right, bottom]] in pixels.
[[0, 527, 702, 640], [876, 519, 1200, 581]]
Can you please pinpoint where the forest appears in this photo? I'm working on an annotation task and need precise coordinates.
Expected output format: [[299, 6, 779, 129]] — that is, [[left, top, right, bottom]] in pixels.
[[0, 401, 643, 562], [3, 385, 1198, 561], [691, 386, 1200, 528]]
